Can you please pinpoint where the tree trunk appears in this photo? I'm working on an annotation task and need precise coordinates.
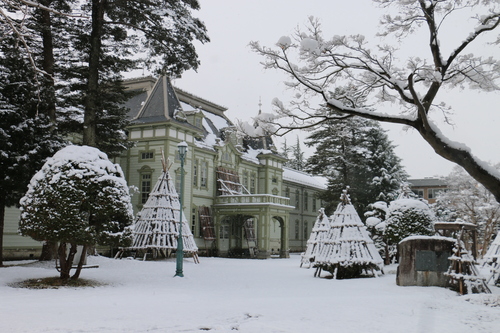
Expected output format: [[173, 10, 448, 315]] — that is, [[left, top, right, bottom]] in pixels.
[[83, 0, 106, 147], [0, 195, 5, 267], [71, 244, 88, 280], [39, 241, 58, 261], [58, 242, 77, 280], [39, 0, 56, 123], [384, 242, 390, 266]]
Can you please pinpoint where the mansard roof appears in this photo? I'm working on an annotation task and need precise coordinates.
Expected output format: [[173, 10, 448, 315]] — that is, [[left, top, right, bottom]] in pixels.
[[125, 76, 183, 123], [123, 76, 283, 161]]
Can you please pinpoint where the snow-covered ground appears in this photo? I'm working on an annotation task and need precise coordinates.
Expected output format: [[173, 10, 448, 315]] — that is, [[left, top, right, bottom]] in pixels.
[[1, 254, 499, 333]]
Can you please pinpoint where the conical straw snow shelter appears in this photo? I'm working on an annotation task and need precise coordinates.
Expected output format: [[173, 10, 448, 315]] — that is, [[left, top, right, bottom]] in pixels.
[[300, 208, 330, 268], [121, 158, 198, 262], [483, 232, 500, 286], [313, 189, 383, 279]]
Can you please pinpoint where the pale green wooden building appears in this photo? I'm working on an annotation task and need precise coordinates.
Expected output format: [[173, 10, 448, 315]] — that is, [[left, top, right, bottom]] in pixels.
[[2, 76, 326, 260]]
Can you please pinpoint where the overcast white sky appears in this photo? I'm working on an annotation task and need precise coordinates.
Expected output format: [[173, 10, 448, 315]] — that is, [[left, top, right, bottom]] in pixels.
[[171, 0, 500, 179]]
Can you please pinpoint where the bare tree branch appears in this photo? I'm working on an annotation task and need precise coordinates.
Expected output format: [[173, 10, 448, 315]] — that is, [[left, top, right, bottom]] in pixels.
[[252, 1, 500, 202]]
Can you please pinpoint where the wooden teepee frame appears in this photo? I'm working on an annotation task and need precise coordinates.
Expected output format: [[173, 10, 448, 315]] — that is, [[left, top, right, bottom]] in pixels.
[[313, 189, 384, 279], [117, 154, 198, 262], [445, 228, 490, 294], [483, 232, 500, 285], [300, 208, 330, 268]]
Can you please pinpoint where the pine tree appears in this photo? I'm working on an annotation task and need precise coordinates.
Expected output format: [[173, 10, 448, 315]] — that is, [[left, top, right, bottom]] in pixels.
[[284, 136, 306, 170], [1, 1, 209, 263], [280, 138, 291, 161], [364, 125, 408, 203], [305, 117, 406, 215], [0, 36, 66, 266], [2, 0, 209, 155]]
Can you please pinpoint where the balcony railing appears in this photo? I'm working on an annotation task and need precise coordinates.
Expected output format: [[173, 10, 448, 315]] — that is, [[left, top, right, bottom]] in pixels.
[[215, 194, 292, 207]]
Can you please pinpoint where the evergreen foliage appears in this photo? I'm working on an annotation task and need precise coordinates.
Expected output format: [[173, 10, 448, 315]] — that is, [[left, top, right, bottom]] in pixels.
[[384, 199, 436, 245], [282, 136, 306, 171], [0, 35, 66, 265], [365, 186, 435, 264], [305, 116, 406, 215], [0, 0, 209, 263], [18, 145, 133, 279]]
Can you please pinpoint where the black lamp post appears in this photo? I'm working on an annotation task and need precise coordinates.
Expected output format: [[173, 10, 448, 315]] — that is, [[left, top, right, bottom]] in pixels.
[[175, 141, 188, 277]]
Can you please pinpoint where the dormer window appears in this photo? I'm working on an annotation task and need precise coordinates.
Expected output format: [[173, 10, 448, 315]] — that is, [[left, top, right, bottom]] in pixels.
[[195, 117, 202, 128]]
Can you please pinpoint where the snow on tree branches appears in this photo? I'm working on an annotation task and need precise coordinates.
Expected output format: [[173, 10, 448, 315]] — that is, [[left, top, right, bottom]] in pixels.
[[251, 1, 500, 204], [18, 145, 133, 279]]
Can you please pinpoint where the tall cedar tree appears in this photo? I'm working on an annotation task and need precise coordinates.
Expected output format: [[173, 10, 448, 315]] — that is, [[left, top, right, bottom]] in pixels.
[[80, 0, 209, 147], [305, 117, 406, 216], [283, 136, 306, 171], [0, 38, 65, 266]]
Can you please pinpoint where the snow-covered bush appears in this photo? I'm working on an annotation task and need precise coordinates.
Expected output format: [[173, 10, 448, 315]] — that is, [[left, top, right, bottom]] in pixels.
[[384, 199, 436, 245], [19, 145, 133, 279]]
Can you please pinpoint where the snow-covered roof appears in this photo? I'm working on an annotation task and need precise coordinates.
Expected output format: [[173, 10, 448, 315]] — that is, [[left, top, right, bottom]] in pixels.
[[201, 110, 232, 130], [123, 77, 325, 185], [409, 178, 447, 187], [283, 167, 327, 190]]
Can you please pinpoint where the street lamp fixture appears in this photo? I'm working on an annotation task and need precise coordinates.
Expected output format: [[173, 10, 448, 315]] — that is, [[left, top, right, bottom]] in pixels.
[[175, 141, 188, 277]]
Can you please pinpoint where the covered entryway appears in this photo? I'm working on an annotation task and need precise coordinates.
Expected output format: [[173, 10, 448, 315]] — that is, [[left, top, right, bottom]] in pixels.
[[213, 194, 293, 258]]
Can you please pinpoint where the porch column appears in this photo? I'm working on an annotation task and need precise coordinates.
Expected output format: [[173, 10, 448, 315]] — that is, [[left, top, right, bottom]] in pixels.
[[256, 212, 270, 259], [280, 215, 290, 258]]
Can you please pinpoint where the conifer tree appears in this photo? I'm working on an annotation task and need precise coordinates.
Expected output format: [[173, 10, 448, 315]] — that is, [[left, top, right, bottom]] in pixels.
[[284, 136, 306, 170], [18, 145, 133, 279], [305, 116, 406, 215], [0, 1, 209, 263], [0, 37, 66, 266]]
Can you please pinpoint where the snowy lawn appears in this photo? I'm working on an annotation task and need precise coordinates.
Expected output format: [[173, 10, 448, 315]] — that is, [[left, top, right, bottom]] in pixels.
[[1, 254, 499, 333]]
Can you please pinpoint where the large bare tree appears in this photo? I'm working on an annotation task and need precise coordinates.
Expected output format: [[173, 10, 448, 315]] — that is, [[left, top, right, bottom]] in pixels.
[[251, 1, 500, 202]]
